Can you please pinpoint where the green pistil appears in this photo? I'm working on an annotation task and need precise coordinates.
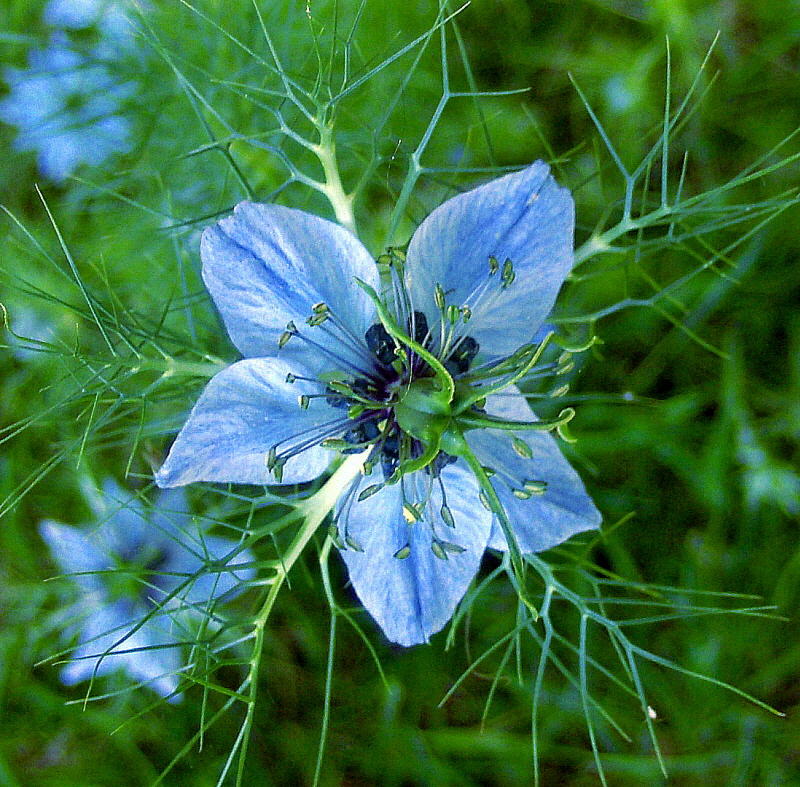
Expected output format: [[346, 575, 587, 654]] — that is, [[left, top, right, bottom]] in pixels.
[[356, 278, 455, 405], [443, 426, 538, 621], [457, 407, 576, 433], [455, 330, 554, 413]]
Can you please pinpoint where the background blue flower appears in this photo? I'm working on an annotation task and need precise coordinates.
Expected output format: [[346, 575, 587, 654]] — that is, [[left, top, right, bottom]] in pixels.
[[44, 0, 133, 39], [39, 479, 254, 698], [0, 36, 133, 181]]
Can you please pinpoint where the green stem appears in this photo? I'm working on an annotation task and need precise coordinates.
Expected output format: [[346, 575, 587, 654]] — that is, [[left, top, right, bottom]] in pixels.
[[450, 428, 538, 622], [236, 451, 368, 770], [134, 357, 227, 378], [573, 206, 670, 267], [315, 124, 357, 235]]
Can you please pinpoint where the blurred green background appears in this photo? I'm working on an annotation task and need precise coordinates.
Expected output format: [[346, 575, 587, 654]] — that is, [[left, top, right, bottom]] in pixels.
[[1, 0, 798, 784]]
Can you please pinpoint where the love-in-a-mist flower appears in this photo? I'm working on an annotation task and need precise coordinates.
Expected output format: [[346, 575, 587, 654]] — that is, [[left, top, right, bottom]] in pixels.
[[0, 35, 132, 182], [157, 161, 601, 646], [39, 479, 253, 697], [45, 0, 132, 40]]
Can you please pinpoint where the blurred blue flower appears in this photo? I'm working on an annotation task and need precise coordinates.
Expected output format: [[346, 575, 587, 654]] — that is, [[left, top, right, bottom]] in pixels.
[[0, 36, 133, 181], [45, 0, 131, 38], [45, 0, 139, 52], [156, 161, 601, 646], [4, 305, 56, 361], [39, 479, 254, 698]]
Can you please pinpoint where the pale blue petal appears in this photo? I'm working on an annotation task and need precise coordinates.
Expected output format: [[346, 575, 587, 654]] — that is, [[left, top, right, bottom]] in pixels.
[[148, 490, 255, 603], [156, 357, 337, 488], [38, 521, 107, 593], [0, 39, 131, 181], [147, 487, 192, 546], [201, 202, 380, 369], [164, 534, 255, 605], [46, 0, 133, 40], [404, 161, 574, 357], [466, 388, 601, 553], [44, 0, 109, 28], [338, 461, 492, 646], [95, 478, 153, 555], [152, 487, 191, 518], [60, 600, 182, 699]]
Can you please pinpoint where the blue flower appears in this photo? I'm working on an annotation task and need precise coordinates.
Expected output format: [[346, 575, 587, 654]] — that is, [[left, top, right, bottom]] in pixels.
[[44, 0, 138, 51], [156, 161, 602, 646], [0, 36, 133, 182], [39, 479, 254, 697], [44, 0, 132, 39]]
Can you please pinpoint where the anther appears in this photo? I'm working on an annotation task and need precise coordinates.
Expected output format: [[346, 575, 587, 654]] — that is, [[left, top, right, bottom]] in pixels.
[[393, 544, 411, 560], [511, 437, 532, 459], [439, 540, 466, 554], [326, 381, 354, 398], [307, 312, 329, 327], [523, 479, 548, 495], [440, 504, 455, 528], [434, 283, 446, 311], [557, 360, 575, 375], [430, 540, 448, 560], [348, 404, 365, 419], [321, 438, 352, 450], [278, 320, 297, 348], [501, 258, 515, 289], [402, 502, 421, 523], [298, 395, 310, 410], [488, 256, 499, 275], [345, 534, 364, 552], [357, 483, 383, 501], [272, 457, 286, 482], [327, 523, 346, 549]]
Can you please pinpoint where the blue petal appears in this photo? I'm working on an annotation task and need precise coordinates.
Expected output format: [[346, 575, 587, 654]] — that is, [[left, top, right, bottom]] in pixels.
[[201, 202, 380, 371], [60, 599, 182, 700], [0, 39, 131, 181], [38, 521, 107, 593], [338, 461, 492, 646], [148, 489, 251, 601], [160, 523, 256, 605], [404, 161, 574, 357], [44, 0, 108, 28], [93, 478, 154, 556], [466, 388, 601, 553], [45, 0, 132, 39], [156, 357, 338, 488]]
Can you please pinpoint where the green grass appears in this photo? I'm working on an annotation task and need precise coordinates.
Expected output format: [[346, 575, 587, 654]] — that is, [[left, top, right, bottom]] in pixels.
[[1, 0, 799, 784]]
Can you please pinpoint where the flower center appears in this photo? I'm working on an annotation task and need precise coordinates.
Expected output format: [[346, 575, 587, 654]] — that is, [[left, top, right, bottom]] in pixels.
[[108, 544, 168, 603], [271, 252, 572, 489], [333, 310, 478, 481]]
